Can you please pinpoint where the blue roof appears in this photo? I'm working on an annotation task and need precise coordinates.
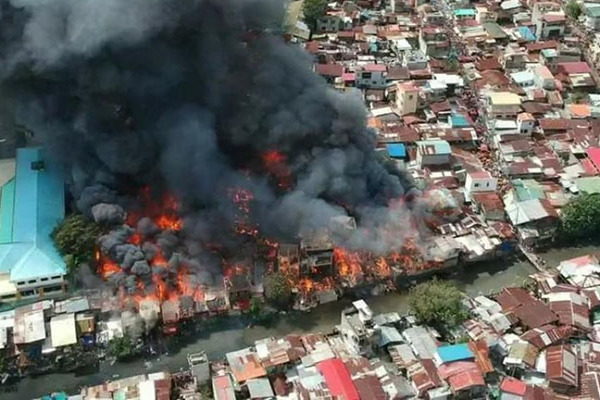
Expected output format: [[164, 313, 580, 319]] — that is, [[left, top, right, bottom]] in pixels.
[[386, 143, 406, 158], [0, 148, 66, 281], [518, 26, 536, 42], [436, 344, 474, 363], [450, 113, 471, 128]]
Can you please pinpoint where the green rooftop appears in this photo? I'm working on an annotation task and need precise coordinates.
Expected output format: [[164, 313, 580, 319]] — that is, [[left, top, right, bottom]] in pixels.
[[454, 8, 476, 17]]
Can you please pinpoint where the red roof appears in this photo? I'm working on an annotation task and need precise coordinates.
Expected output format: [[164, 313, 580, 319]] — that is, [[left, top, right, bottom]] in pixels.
[[546, 345, 578, 388], [587, 147, 600, 174], [354, 375, 386, 400], [558, 61, 592, 75], [315, 63, 344, 77], [448, 369, 485, 392], [501, 377, 527, 396], [526, 40, 558, 52], [364, 63, 387, 72], [317, 359, 360, 400]]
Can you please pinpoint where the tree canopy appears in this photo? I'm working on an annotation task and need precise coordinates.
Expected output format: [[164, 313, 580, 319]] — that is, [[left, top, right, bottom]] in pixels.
[[566, 0, 583, 19], [408, 279, 468, 329], [52, 214, 102, 271], [302, 0, 328, 33], [107, 335, 137, 361], [264, 271, 294, 309], [559, 193, 600, 241]]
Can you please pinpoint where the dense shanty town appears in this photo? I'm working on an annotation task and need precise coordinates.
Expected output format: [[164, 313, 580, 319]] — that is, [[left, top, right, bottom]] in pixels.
[[4, 0, 600, 398]]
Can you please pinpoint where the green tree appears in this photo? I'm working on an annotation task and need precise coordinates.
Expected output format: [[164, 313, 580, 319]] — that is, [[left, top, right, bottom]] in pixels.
[[559, 193, 600, 241], [107, 335, 136, 361], [566, 0, 583, 19], [52, 214, 102, 271], [571, 91, 588, 104], [302, 0, 328, 33], [408, 279, 468, 329], [264, 272, 294, 309]]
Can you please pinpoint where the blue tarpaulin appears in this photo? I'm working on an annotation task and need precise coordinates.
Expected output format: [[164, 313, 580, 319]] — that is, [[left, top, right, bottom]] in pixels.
[[386, 143, 406, 158]]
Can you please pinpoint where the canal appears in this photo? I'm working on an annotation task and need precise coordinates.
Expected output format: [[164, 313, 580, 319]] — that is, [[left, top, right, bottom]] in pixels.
[[4, 245, 598, 400]]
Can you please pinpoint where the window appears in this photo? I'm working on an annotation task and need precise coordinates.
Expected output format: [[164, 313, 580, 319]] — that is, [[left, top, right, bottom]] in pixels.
[[486, 182, 490, 187], [51, 276, 62, 280], [17, 281, 25, 285], [28, 279, 36, 284], [474, 183, 480, 188], [408, 95, 414, 100], [20, 290, 35, 297], [41, 277, 48, 282], [362, 72, 372, 79], [44, 286, 62, 294], [1, 294, 15, 301]]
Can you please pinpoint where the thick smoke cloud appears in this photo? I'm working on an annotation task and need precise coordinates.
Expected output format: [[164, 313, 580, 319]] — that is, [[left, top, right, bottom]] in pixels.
[[0, 0, 416, 259]]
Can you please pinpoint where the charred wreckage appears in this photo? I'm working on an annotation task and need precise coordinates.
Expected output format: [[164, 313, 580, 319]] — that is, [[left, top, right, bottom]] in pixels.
[[0, 0, 458, 330]]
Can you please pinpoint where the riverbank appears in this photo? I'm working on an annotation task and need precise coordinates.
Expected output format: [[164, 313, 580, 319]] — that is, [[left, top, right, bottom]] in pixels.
[[2, 250, 548, 400]]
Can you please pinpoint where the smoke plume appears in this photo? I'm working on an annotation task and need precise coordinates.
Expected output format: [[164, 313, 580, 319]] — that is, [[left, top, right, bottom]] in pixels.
[[0, 0, 418, 283]]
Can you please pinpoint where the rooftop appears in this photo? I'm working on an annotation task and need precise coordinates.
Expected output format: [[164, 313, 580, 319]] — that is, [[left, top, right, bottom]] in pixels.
[[0, 147, 66, 282]]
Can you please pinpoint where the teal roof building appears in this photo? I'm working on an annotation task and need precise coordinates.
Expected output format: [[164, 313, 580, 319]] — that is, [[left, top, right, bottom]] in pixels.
[[0, 148, 66, 300]]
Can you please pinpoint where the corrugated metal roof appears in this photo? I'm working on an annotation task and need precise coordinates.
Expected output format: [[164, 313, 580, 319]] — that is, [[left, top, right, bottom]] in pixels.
[[0, 148, 66, 281], [546, 345, 578, 387], [317, 359, 359, 400], [436, 344, 474, 364], [0, 178, 15, 245], [50, 313, 77, 347]]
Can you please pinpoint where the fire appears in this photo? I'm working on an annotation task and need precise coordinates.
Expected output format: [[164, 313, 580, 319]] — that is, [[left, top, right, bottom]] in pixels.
[[128, 233, 142, 245], [151, 250, 168, 267], [126, 188, 183, 231], [261, 150, 292, 189], [155, 214, 183, 231], [153, 274, 168, 302], [97, 257, 122, 279], [177, 267, 204, 302], [333, 248, 364, 285]]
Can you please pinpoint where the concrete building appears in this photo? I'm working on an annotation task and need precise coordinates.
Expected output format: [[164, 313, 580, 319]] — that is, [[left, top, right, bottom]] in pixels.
[[416, 140, 452, 166], [0, 148, 66, 303], [419, 27, 450, 58], [487, 92, 522, 119], [356, 64, 388, 89], [396, 81, 420, 115], [339, 300, 380, 356], [465, 171, 498, 194], [585, 5, 600, 30], [532, 2, 565, 39]]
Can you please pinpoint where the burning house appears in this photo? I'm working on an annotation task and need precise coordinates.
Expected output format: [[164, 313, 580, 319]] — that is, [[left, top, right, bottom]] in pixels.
[[0, 0, 427, 321]]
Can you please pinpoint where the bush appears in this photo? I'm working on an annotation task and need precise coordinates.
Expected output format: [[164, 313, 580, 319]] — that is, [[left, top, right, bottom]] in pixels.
[[408, 279, 468, 329], [107, 335, 137, 361], [52, 214, 102, 271], [559, 193, 600, 242]]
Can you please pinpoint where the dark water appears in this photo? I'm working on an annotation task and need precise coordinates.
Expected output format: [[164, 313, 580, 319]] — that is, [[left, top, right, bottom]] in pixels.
[[5, 246, 594, 400]]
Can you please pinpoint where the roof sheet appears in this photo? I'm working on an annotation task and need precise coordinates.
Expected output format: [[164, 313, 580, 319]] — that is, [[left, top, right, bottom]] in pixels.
[[213, 375, 235, 400], [50, 313, 77, 347], [454, 8, 476, 16], [386, 143, 406, 158], [0, 179, 15, 245], [587, 147, 600, 173], [247, 378, 275, 399], [500, 377, 527, 395], [437, 344, 474, 363], [0, 148, 66, 281], [317, 359, 359, 400]]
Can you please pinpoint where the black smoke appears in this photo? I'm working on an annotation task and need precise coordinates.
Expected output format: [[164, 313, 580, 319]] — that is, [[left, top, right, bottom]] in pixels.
[[0, 0, 417, 260]]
